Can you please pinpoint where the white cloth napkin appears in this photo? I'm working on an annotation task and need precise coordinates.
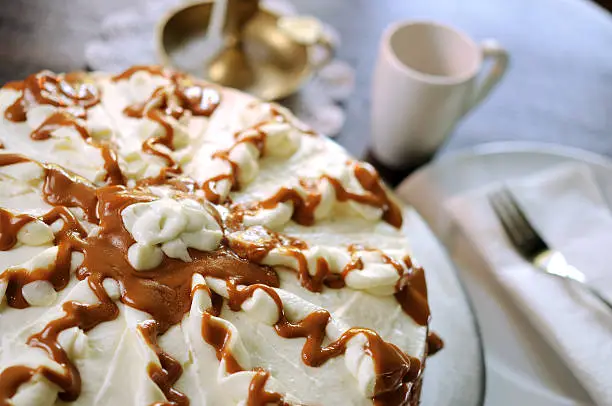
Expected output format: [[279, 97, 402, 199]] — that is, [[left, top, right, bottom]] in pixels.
[[444, 163, 612, 405]]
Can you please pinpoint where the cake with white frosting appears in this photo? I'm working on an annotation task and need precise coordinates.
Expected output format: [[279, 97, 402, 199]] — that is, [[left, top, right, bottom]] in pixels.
[[0, 66, 440, 406]]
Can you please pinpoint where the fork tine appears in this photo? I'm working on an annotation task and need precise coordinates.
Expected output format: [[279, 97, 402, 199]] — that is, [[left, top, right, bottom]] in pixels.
[[498, 188, 544, 246], [489, 187, 549, 259], [489, 191, 524, 248]]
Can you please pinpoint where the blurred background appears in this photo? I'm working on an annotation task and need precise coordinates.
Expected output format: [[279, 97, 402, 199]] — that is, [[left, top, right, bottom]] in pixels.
[[0, 0, 610, 161]]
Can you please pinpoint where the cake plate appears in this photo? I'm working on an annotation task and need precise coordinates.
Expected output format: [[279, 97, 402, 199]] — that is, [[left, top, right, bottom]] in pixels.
[[401, 208, 486, 406]]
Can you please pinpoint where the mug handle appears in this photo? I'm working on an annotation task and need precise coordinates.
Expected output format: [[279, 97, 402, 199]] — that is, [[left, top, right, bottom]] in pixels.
[[463, 39, 509, 115], [309, 34, 336, 70]]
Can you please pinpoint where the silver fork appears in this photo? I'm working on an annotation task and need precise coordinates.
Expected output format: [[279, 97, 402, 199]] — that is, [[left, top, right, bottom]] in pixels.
[[489, 188, 612, 310]]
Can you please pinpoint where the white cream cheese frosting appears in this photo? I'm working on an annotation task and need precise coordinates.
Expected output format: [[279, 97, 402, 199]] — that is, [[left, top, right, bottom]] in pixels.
[[0, 66, 435, 406]]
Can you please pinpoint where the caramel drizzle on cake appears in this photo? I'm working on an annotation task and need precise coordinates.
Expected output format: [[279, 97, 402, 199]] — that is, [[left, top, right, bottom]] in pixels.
[[1, 73, 126, 186], [201, 105, 315, 205], [229, 161, 403, 229], [0, 153, 428, 405], [247, 369, 289, 406], [30, 111, 90, 141], [99, 144, 126, 186], [111, 65, 171, 82], [113, 68, 311, 205], [113, 65, 221, 176], [195, 280, 422, 404], [0, 155, 281, 404], [4, 70, 100, 122], [224, 282, 421, 390], [0, 67, 436, 406], [139, 320, 189, 406], [203, 127, 272, 204], [0, 208, 37, 251]]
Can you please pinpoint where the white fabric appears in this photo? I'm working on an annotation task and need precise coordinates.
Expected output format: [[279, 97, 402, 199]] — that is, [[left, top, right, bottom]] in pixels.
[[445, 163, 612, 406]]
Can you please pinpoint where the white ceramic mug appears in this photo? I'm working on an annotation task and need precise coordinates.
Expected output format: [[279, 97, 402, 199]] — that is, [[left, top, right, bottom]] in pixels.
[[371, 21, 508, 168]]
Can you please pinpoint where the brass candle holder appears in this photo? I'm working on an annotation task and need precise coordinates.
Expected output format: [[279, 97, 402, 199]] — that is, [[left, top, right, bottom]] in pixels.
[[157, 0, 335, 100]]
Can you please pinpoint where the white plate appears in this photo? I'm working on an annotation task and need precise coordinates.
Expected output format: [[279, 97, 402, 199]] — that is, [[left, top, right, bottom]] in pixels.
[[397, 142, 611, 406], [401, 209, 485, 406]]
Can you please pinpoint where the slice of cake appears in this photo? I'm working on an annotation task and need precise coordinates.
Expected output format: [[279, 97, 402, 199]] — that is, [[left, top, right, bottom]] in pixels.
[[0, 66, 440, 406]]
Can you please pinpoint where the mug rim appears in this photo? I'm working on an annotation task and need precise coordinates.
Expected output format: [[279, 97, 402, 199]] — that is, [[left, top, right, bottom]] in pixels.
[[382, 20, 482, 85]]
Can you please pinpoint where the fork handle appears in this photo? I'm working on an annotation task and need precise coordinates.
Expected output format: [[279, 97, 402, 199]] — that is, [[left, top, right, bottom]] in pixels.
[[583, 283, 612, 311], [540, 255, 612, 311]]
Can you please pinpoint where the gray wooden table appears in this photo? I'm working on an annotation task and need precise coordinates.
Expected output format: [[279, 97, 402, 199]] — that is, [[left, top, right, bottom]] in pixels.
[[1, 0, 611, 163]]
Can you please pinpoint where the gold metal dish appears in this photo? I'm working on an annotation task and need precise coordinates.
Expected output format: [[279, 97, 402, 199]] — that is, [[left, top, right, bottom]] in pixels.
[[157, 0, 334, 100]]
